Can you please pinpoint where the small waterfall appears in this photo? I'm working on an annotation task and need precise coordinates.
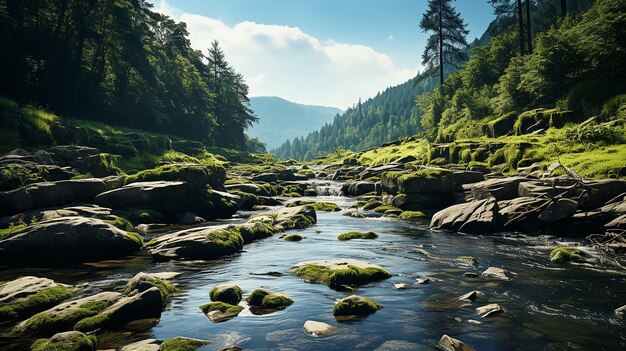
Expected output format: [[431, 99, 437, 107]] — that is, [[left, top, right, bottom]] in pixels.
[[310, 181, 343, 196]]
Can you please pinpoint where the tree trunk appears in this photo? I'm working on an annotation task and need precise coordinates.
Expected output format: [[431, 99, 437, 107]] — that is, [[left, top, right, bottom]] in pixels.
[[526, 0, 532, 54], [517, 0, 525, 55], [438, 0, 444, 85], [560, 0, 567, 17]]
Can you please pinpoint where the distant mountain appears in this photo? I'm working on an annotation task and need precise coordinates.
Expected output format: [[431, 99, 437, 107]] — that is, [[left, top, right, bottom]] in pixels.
[[247, 97, 342, 150]]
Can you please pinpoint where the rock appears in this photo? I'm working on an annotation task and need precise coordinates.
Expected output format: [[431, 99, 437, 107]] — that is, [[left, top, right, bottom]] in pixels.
[[497, 197, 547, 231], [17, 291, 123, 335], [333, 295, 383, 317], [210, 284, 243, 305], [390, 193, 455, 211], [451, 170, 485, 185], [416, 277, 430, 284], [252, 173, 278, 182], [160, 337, 210, 351], [549, 247, 584, 263], [458, 291, 479, 301], [457, 256, 479, 266], [0, 216, 142, 263], [33, 150, 53, 165], [438, 334, 475, 351], [291, 259, 391, 288], [476, 303, 504, 317], [0, 276, 73, 321], [374, 340, 423, 351], [430, 198, 498, 234], [394, 283, 411, 289], [0, 179, 109, 217], [123, 272, 177, 299], [120, 339, 160, 351], [177, 212, 205, 225], [74, 287, 164, 332], [30, 331, 97, 351], [337, 231, 378, 240], [470, 177, 526, 201], [616, 305, 626, 317], [359, 164, 404, 180], [342, 181, 380, 196], [199, 302, 243, 323], [539, 198, 578, 222], [302, 320, 337, 337], [463, 272, 479, 278], [382, 167, 455, 195], [246, 289, 293, 310], [343, 209, 365, 218], [606, 214, 626, 231], [0, 204, 115, 229], [482, 267, 511, 281]]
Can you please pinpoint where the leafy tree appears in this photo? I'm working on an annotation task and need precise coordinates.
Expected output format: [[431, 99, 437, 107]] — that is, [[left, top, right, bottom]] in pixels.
[[420, 0, 469, 85]]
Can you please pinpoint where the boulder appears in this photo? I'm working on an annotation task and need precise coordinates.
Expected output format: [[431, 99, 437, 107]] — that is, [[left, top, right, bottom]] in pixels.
[[210, 284, 243, 305], [476, 303, 504, 317], [390, 193, 455, 211], [30, 331, 96, 351], [482, 267, 511, 281], [199, 302, 243, 323], [0, 216, 142, 263], [359, 163, 404, 180], [375, 340, 423, 351], [382, 168, 455, 195], [0, 204, 115, 229], [0, 276, 73, 321], [121, 339, 161, 351], [438, 335, 475, 351], [470, 177, 526, 201], [430, 198, 498, 234], [539, 198, 578, 222], [251, 173, 278, 182], [451, 170, 485, 185], [302, 320, 337, 337], [291, 259, 391, 288], [0, 179, 109, 217], [341, 181, 380, 196], [246, 289, 293, 310], [333, 295, 382, 317], [497, 197, 547, 231]]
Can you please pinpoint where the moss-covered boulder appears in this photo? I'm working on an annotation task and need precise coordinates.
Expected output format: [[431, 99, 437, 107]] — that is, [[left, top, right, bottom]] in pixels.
[[30, 331, 97, 351], [287, 200, 340, 212], [126, 163, 225, 190], [199, 302, 243, 323], [399, 211, 427, 220], [291, 259, 391, 288], [17, 291, 122, 336], [381, 168, 455, 195], [0, 216, 143, 264], [210, 284, 243, 305], [0, 276, 74, 322], [457, 256, 479, 266], [123, 272, 177, 300], [246, 289, 293, 310], [333, 295, 383, 317], [337, 231, 378, 241], [283, 234, 303, 241], [550, 247, 585, 263], [160, 337, 210, 351]]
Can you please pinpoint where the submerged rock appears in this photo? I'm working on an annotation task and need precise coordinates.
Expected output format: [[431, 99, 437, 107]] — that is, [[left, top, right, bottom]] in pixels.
[[333, 295, 383, 317], [302, 320, 337, 337], [476, 303, 504, 318], [458, 290, 479, 301], [290, 259, 391, 288], [30, 331, 97, 351], [438, 334, 475, 351], [199, 302, 243, 323], [337, 231, 378, 241], [0, 216, 142, 263], [210, 284, 243, 305], [482, 267, 511, 281]]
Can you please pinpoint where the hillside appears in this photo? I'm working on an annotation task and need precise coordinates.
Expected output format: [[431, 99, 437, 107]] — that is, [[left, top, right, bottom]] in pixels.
[[248, 97, 342, 150]]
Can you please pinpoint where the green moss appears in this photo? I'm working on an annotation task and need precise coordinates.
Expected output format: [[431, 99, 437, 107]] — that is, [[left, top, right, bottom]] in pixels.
[[371, 205, 397, 213], [333, 295, 383, 316], [199, 301, 243, 315], [282, 191, 302, 197], [0, 285, 73, 321], [283, 234, 303, 241], [399, 211, 426, 220], [126, 163, 225, 189], [337, 231, 378, 241], [457, 256, 479, 266], [292, 264, 391, 288], [550, 247, 584, 263], [246, 289, 293, 309], [160, 337, 210, 351], [362, 200, 383, 210], [122, 275, 176, 300], [104, 217, 134, 231], [72, 312, 110, 332], [125, 231, 144, 247], [0, 222, 28, 240], [237, 222, 278, 243], [23, 300, 114, 335], [287, 201, 340, 212], [209, 284, 243, 305], [230, 164, 286, 174], [30, 332, 97, 351]]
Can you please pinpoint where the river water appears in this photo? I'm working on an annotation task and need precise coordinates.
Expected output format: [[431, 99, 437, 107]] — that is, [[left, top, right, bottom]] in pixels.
[[1, 186, 625, 350]]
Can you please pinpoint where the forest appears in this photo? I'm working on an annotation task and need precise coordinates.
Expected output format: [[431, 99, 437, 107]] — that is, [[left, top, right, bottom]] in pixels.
[[0, 0, 258, 149]]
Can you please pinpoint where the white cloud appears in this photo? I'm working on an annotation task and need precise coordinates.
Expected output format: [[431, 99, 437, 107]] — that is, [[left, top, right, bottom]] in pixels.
[[156, 0, 416, 109], [387, 35, 395, 40]]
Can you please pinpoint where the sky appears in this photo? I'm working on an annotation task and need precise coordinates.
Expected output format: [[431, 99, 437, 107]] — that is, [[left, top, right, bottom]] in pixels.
[[155, 0, 496, 110]]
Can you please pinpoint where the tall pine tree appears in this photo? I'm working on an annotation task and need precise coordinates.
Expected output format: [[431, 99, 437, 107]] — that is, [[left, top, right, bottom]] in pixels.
[[419, 0, 469, 86]]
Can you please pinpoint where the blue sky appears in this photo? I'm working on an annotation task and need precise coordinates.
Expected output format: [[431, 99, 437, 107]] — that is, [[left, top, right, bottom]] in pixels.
[[156, 0, 496, 109]]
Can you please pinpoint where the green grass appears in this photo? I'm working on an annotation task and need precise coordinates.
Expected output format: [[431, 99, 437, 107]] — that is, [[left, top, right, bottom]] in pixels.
[[0, 285, 73, 321], [291, 264, 391, 287], [230, 163, 286, 173], [31, 332, 97, 351], [337, 231, 379, 241], [160, 337, 210, 351], [287, 201, 340, 212], [21, 106, 59, 135], [0, 223, 28, 240], [333, 295, 383, 316], [126, 163, 225, 189]]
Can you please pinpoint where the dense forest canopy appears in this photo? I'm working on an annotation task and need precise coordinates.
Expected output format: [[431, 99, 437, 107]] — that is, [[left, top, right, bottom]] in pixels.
[[0, 0, 258, 149]]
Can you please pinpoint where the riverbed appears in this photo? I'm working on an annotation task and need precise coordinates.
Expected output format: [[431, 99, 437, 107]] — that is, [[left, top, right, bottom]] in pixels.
[[1, 189, 625, 350]]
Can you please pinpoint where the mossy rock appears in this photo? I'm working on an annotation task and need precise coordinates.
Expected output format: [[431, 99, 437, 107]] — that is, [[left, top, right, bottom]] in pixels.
[[550, 247, 585, 263], [124, 208, 165, 224], [283, 234, 303, 242], [333, 295, 383, 317], [209, 284, 243, 305], [291, 259, 391, 288], [104, 216, 134, 231], [287, 201, 340, 212], [126, 163, 225, 190], [246, 289, 294, 310], [457, 256, 479, 266], [122, 272, 176, 300], [362, 200, 383, 211], [337, 231, 378, 241], [399, 211, 426, 220], [199, 302, 243, 323], [371, 205, 398, 214], [0, 278, 74, 322], [30, 331, 97, 351], [160, 337, 210, 351]]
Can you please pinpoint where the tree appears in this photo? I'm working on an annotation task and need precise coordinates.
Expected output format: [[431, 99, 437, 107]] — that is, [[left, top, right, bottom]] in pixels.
[[490, 0, 526, 55], [419, 0, 469, 86], [525, 0, 533, 54]]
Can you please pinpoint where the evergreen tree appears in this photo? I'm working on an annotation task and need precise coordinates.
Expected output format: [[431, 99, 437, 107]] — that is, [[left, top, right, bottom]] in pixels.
[[419, 0, 469, 86], [490, 0, 526, 55]]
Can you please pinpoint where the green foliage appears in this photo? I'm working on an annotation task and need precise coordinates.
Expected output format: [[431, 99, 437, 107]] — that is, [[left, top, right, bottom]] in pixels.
[[30, 332, 97, 351], [0, 96, 18, 109], [337, 231, 379, 240], [0, 285, 73, 321], [160, 337, 210, 351], [20, 107, 59, 136]]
